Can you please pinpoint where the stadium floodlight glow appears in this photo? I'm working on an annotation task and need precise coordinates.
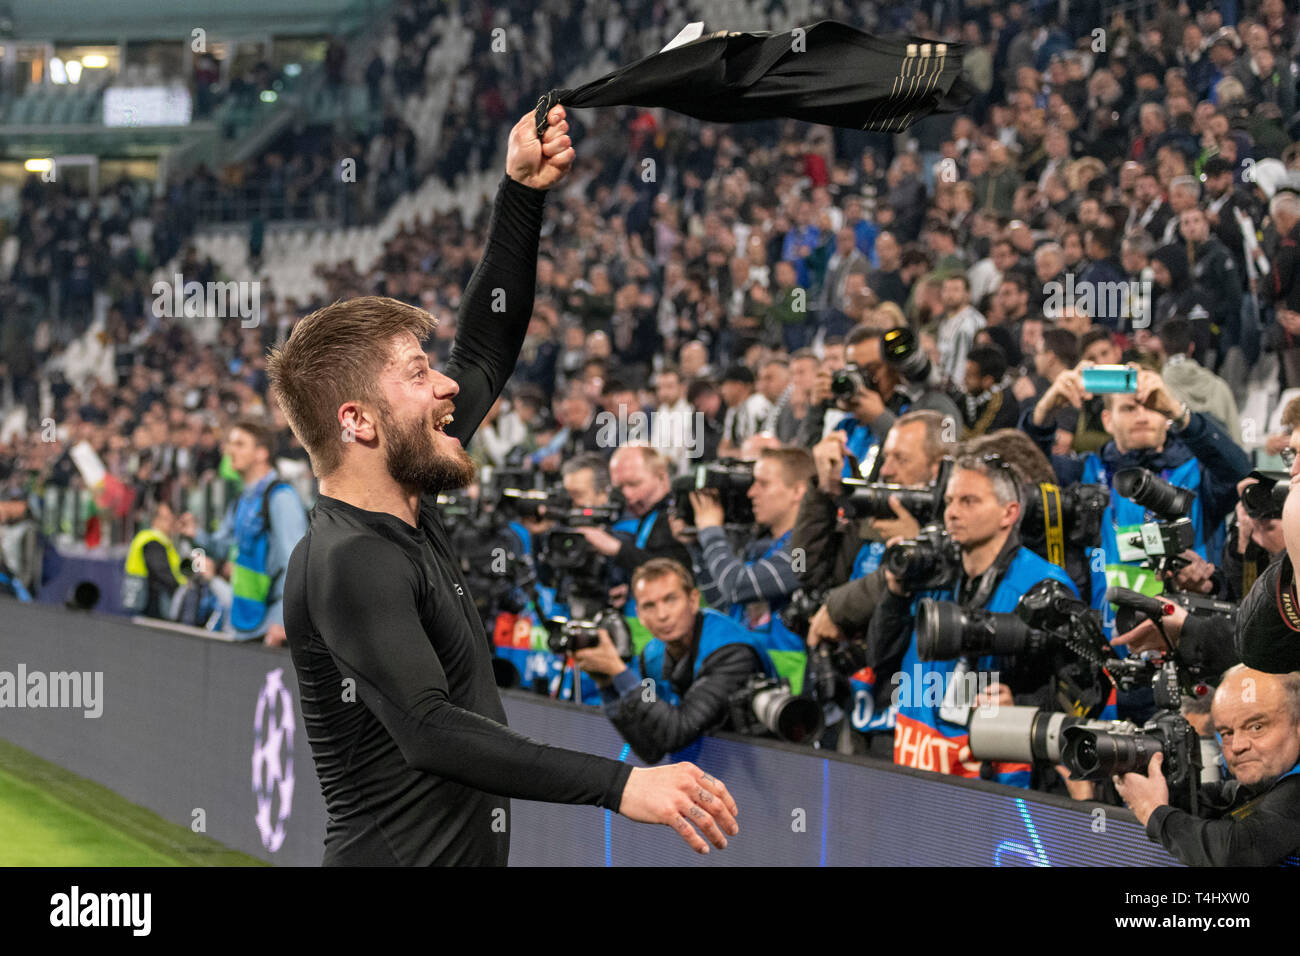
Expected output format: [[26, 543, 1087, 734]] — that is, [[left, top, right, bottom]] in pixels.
[[82, 55, 109, 69], [66, 60, 83, 84], [284, 63, 301, 77], [24, 158, 54, 173], [49, 56, 67, 84], [259, 90, 277, 103]]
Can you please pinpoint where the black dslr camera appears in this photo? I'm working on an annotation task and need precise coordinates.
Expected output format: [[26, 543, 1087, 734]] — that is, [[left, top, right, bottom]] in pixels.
[[781, 588, 869, 705], [1240, 471, 1289, 522], [728, 676, 824, 744], [669, 459, 755, 528], [544, 608, 632, 657], [882, 526, 962, 592], [838, 456, 954, 524], [829, 328, 932, 407]]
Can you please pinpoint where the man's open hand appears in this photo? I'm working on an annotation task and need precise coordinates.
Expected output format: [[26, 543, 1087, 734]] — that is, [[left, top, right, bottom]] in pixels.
[[507, 105, 574, 190], [618, 763, 739, 854]]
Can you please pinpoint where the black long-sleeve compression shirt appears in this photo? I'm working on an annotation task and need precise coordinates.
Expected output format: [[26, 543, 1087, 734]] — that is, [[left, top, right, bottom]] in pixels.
[[285, 175, 633, 866]]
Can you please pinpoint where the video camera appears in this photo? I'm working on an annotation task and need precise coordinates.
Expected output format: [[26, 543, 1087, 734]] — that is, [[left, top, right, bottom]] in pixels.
[[669, 459, 755, 529], [882, 526, 962, 592], [1112, 467, 1197, 575], [838, 457, 954, 523], [1107, 585, 1237, 640]]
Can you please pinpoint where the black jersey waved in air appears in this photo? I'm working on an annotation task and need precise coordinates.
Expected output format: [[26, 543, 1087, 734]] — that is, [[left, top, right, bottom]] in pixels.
[[284, 175, 631, 866]]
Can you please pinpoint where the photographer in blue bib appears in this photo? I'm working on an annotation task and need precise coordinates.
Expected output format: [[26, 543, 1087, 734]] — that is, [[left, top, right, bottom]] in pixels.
[[178, 417, 309, 645], [792, 409, 952, 755], [685, 446, 816, 694], [575, 558, 796, 765], [865, 453, 1079, 785], [1022, 362, 1251, 661], [798, 325, 960, 472]]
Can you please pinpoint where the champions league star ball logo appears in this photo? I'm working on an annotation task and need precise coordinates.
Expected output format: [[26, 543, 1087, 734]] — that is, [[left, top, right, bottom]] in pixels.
[[252, 668, 295, 852]]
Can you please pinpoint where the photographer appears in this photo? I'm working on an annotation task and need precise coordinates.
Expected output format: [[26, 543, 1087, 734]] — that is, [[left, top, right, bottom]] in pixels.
[[866, 454, 1079, 784], [796, 411, 952, 753], [575, 559, 776, 764], [1025, 364, 1251, 622], [1114, 665, 1300, 866], [798, 326, 959, 466], [690, 447, 815, 690], [575, 444, 692, 577], [562, 453, 611, 510], [793, 410, 949, 604]]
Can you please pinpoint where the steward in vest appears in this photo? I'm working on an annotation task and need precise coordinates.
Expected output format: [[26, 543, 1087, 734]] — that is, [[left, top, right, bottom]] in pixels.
[[866, 455, 1079, 787], [689, 447, 815, 693], [122, 499, 187, 619], [180, 418, 308, 644], [1023, 364, 1251, 636], [575, 558, 776, 765]]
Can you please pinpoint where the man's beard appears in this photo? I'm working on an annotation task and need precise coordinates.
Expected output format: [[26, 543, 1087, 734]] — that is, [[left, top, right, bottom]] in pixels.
[[381, 406, 476, 494]]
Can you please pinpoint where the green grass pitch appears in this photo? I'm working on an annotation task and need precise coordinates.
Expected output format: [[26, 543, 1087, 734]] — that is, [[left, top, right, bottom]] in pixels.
[[0, 738, 265, 866]]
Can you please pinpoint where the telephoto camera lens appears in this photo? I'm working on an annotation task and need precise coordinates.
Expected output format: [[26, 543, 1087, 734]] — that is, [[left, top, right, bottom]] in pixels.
[[1059, 725, 1164, 780], [915, 598, 1038, 660], [750, 684, 824, 743], [1112, 468, 1195, 519]]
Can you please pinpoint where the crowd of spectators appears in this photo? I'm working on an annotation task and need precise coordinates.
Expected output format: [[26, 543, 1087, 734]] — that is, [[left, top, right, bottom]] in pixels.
[[0, 0, 1297, 620]]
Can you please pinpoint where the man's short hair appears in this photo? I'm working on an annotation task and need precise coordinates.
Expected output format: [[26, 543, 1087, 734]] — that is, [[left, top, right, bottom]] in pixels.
[[631, 557, 696, 596], [894, 409, 951, 464], [1217, 664, 1300, 724], [1084, 226, 1117, 255], [686, 379, 718, 405], [1157, 317, 1195, 358], [612, 443, 669, 478], [1281, 395, 1300, 431], [954, 453, 1022, 508], [967, 345, 1008, 383], [845, 325, 877, 348], [1122, 230, 1155, 257], [999, 272, 1029, 295], [790, 348, 818, 363], [720, 365, 755, 385], [759, 446, 815, 487], [1041, 328, 1080, 368], [561, 452, 610, 487], [961, 430, 1056, 485], [1079, 327, 1114, 355], [231, 416, 275, 457]]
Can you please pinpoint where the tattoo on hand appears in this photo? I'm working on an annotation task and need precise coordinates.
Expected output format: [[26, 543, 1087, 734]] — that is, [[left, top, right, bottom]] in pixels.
[[696, 787, 713, 803], [689, 806, 705, 820]]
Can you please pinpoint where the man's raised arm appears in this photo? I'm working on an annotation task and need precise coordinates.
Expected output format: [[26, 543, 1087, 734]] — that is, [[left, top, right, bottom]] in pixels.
[[445, 106, 573, 445]]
